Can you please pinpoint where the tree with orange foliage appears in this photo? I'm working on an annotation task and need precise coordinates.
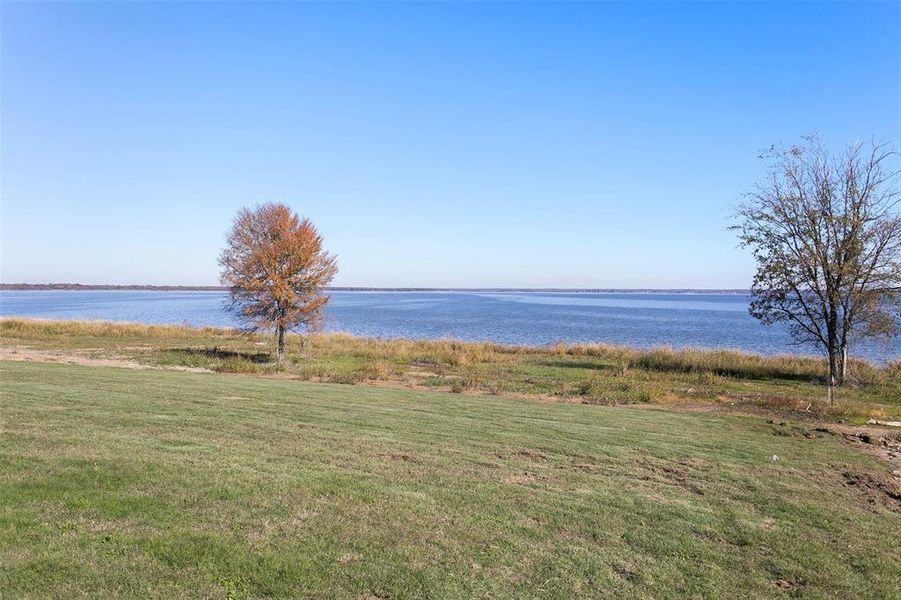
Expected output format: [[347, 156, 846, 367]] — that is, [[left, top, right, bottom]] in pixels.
[[219, 203, 337, 362]]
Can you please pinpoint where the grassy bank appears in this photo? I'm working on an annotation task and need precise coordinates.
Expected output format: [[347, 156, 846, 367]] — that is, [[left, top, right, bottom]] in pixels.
[[2, 318, 899, 422], [2, 360, 899, 598]]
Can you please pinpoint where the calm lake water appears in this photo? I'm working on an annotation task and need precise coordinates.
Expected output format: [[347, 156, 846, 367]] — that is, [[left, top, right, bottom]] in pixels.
[[2, 290, 899, 363]]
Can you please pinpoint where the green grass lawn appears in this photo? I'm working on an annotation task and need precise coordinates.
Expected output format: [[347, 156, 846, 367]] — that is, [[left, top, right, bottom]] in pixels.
[[1, 360, 899, 598]]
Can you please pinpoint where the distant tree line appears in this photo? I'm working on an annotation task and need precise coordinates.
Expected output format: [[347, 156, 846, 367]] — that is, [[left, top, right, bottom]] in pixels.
[[0, 284, 226, 291]]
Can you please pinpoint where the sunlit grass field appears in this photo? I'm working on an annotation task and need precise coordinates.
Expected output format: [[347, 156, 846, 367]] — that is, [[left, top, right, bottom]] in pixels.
[[1, 360, 899, 598]]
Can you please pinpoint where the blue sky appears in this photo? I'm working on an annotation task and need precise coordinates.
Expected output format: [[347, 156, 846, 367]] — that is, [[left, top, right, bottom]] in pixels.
[[2, 2, 899, 288]]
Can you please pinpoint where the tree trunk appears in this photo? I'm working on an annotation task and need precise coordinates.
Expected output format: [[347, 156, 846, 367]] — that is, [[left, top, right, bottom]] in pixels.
[[839, 344, 848, 385], [276, 325, 286, 363], [827, 347, 839, 405], [826, 313, 839, 402]]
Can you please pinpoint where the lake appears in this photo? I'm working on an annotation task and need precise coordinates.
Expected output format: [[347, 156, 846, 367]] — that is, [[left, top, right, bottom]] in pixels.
[[1, 290, 899, 363]]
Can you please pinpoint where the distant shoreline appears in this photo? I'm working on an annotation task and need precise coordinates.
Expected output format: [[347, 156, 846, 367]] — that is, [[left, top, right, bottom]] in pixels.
[[0, 283, 750, 294]]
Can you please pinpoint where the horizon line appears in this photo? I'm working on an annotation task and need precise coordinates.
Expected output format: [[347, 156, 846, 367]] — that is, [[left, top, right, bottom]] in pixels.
[[0, 283, 751, 293]]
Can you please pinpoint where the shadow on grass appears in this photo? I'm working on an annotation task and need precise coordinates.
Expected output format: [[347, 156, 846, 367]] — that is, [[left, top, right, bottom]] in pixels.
[[641, 363, 822, 383], [533, 358, 821, 384], [534, 359, 626, 373], [168, 347, 274, 364]]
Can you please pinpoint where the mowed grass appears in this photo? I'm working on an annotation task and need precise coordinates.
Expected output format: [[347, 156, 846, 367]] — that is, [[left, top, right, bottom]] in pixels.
[[1, 361, 899, 598], [3, 318, 900, 422]]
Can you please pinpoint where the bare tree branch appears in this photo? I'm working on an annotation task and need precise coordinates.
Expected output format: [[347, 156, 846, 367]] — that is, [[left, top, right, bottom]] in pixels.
[[731, 135, 901, 386]]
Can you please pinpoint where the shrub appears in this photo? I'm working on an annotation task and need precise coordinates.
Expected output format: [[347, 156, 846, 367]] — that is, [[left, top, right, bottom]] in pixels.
[[577, 377, 653, 405], [327, 370, 365, 385], [363, 360, 393, 380], [216, 356, 261, 374]]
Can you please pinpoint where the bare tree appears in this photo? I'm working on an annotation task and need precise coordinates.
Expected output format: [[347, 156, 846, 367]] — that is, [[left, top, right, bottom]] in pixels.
[[219, 203, 337, 362], [733, 135, 901, 397]]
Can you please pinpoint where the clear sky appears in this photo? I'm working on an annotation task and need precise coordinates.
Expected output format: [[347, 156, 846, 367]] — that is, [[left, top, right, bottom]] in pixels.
[[2, 2, 899, 288]]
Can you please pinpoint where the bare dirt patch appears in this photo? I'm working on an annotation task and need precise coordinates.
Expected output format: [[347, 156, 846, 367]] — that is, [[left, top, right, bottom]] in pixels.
[[511, 448, 548, 461], [833, 426, 901, 468], [636, 459, 708, 496], [377, 452, 422, 464], [506, 471, 548, 486], [493, 447, 548, 462], [0, 346, 210, 373], [612, 560, 641, 584], [773, 578, 806, 591], [839, 469, 901, 512]]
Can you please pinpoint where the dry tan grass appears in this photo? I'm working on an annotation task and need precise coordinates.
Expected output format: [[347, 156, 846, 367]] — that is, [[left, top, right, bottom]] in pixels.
[[0, 317, 237, 339], [302, 332, 524, 367], [3, 317, 898, 385], [3, 318, 899, 421]]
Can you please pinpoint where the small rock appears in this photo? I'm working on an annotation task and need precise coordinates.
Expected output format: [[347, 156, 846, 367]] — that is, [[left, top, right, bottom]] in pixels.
[[867, 418, 901, 428]]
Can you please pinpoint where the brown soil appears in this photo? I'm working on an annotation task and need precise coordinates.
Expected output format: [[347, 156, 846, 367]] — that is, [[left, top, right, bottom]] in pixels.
[[0, 346, 210, 373], [377, 452, 422, 464], [839, 469, 901, 512], [506, 471, 546, 485]]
